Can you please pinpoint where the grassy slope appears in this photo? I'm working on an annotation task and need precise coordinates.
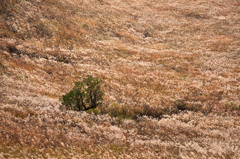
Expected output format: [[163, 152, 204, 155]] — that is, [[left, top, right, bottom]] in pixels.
[[0, 0, 240, 158]]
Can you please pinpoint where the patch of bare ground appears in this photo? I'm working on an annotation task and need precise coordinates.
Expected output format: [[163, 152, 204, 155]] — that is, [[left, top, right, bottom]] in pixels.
[[0, 0, 239, 158]]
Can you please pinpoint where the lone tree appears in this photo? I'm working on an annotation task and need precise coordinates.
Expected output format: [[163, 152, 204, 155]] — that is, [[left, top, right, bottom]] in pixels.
[[60, 75, 104, 111]]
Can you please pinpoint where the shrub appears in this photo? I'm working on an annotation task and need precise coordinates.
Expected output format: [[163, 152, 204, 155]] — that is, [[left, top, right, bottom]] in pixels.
[[86, 108, 101, 115], [107, 103, 135, 119], [60, 75, 104, 111], [106, 103, 163, 119], [174, 100, 186, 111]]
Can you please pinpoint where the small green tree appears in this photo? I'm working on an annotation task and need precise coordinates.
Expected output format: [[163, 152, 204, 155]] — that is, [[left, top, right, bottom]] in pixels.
[[60, 75, 104, 111]]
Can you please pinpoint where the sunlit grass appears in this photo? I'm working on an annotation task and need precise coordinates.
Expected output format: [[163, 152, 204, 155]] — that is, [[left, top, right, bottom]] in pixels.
[[0, 0, 239, 158]]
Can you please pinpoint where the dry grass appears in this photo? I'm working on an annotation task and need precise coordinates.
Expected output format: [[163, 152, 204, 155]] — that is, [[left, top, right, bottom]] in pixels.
[[0, 0, 240, 158]]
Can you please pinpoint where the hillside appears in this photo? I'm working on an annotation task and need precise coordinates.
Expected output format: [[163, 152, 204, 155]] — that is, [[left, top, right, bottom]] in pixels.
[[0, 0, 240, 158]]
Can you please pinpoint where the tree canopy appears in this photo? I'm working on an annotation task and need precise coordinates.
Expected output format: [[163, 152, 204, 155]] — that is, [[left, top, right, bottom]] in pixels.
[[60, 75, 104, 111]]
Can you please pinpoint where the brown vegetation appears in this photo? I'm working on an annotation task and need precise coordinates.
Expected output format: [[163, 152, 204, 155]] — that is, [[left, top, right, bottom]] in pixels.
[[0, 0, 239, 158]]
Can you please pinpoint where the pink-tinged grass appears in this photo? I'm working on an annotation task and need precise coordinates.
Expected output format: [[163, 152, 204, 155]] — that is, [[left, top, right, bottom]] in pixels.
[[0, 0, 239, 157]]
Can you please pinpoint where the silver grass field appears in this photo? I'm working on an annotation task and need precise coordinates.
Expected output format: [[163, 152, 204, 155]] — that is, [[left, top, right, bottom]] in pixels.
[[0, 0, 239, 158]]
